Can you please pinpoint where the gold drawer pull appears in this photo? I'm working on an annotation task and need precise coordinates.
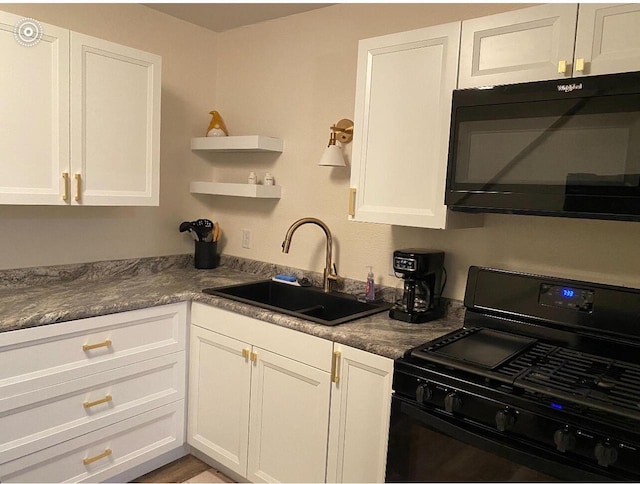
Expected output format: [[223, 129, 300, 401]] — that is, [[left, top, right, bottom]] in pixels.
[[250, 351, 258, 362], [75, 173, 82, 201], [62, 172, 70, 201], [331, 350, 341, 384], [348, 188, 356, 216], [557, 60, 567, 74], [242, 348, 250, 361], [82, 339, 112, 351], [575, 57, 585, 72], [83, 394, 112, 409], [83, 448, 112, 466]]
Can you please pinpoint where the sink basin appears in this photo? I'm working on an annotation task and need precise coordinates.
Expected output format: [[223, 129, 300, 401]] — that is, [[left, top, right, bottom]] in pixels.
[[203, 280, 391, 326]]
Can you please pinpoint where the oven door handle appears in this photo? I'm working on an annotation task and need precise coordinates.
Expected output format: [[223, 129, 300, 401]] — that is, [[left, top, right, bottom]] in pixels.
[[394, 396, 615, 482]]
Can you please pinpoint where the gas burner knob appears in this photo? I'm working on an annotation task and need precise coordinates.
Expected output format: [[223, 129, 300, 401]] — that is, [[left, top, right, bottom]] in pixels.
[[444, 392, 462, 414], [415, 383, 433, 404], [495, 407, 517, 432], [553, 428, 576, 453], [595, 441, 618, 467]]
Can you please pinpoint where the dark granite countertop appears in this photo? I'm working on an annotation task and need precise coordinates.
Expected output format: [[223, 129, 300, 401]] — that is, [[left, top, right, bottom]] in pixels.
[[0, 255, 463, 360]]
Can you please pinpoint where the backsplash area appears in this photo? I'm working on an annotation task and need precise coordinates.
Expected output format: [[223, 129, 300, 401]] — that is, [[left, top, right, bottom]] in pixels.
[[0, 255, 193, 289]]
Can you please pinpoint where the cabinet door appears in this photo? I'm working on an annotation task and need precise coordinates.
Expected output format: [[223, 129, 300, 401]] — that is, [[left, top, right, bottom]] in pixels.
[[349, 22, 461, 229], [247, 347, 331, 483], [187, 326, 251, 477], [0, 11, 69, 205], [70, 32, 161, 206], [459, 4, 578, 88], [574, 3, 640, 77], [326, 345, 393, 483]]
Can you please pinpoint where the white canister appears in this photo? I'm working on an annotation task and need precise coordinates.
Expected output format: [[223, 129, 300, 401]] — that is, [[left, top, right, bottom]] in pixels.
[[248, 172, 257, 184], [264, 173, 274, 185]]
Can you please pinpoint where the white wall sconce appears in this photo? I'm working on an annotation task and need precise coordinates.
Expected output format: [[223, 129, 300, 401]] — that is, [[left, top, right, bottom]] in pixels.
[[318, 118, 354, 167]]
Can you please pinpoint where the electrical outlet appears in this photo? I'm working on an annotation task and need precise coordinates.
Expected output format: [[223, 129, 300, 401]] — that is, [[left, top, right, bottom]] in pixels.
[[242, 229, 252, 249]]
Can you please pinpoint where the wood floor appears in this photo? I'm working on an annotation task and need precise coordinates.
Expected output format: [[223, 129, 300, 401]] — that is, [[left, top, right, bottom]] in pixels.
[[133, 455, 234, 483]]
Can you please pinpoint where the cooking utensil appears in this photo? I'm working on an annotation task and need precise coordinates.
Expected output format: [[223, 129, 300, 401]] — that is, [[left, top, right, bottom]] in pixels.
[[179, 221, 200, 241], [192, 219, 213, 242]]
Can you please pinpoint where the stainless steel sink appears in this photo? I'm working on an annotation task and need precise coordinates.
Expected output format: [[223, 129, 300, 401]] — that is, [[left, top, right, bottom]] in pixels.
[[203, 280, 391, 326]]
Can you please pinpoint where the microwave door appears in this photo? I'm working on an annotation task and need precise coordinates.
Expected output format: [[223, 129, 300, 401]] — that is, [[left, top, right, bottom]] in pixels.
[[446, 80, 640, 221], [463, 97, 591, 195]]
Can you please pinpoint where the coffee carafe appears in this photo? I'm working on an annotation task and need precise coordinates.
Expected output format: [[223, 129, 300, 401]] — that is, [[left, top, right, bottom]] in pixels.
[[389, 249, 445, 323]]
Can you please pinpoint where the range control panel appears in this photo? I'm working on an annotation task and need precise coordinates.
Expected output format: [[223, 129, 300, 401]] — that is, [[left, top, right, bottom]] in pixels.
[[539, 284, 594, 312]]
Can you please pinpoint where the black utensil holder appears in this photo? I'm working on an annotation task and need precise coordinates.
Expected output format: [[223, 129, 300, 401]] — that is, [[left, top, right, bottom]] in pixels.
[[194, 241, 218, 269]]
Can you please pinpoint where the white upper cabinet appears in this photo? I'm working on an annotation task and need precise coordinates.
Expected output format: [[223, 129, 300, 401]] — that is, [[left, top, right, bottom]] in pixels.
[[71, 33, 161, 205], [349, 22, 477, 229], [460, 3, 640, 88], [574, 3, 640, 77], [458, 4, 578, 88], [0, 11, 69, 205], [0, 11, 161, 206]]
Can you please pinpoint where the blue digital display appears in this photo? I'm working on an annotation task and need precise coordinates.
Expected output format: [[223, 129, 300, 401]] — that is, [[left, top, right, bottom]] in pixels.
[[561, 288, 575, 298], [550, 402, 563, 410]]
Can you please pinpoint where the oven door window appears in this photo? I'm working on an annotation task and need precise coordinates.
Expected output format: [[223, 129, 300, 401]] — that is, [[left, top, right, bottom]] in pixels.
[[449, 95, 640, 196], [386, 397, 565, 482]]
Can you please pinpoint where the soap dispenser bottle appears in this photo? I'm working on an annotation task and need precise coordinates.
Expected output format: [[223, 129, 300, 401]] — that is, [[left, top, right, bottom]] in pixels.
[[365, 266, 376, 301]]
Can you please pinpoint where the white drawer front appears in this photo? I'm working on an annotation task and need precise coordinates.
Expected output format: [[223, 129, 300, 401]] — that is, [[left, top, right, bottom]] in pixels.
[[0, 352, 185, 464], [0, 401, 185, 483], [0, 303, 186, 398]]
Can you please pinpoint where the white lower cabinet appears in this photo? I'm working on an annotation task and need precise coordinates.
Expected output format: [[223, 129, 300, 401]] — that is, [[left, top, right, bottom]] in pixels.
[[188, 325, 252, 476], [247, 347, 331, 483], [188, 302, 393, 483], [326, 344, 393, 483], [0, 303, 188, 483]]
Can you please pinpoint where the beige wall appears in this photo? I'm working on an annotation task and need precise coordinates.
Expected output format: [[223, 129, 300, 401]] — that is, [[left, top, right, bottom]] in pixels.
[[211, 3, 640, 300], [2, 3, 639, 301], [0, 3, 219, 269]]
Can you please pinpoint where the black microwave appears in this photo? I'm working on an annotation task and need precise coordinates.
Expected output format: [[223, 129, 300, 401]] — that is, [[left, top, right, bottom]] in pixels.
[[445, 71, 640, 221]]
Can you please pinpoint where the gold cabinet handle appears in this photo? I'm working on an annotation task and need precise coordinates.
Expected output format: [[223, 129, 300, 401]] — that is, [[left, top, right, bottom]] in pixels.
[[348, 188, 356, 216], [331, 350, 341, 383], [83, 448, 112, 466], [242, 348, 250, 361], [557, 60, 567, 74], [75, 173, 82, 201], [575, 57, 585, 72], [83, 394, 113, 409], [250, 351, 258, 362], [62, 172, 70, 201], [83, 339, 112, 351]]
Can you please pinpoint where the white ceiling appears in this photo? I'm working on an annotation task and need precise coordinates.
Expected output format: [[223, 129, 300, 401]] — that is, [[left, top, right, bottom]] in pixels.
[[144, 3, 333, 32]]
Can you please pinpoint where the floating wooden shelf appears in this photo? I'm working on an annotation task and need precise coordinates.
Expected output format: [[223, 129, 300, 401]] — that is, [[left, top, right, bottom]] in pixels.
[[190, 182, 281, 199], [190, 135, 283, 152]]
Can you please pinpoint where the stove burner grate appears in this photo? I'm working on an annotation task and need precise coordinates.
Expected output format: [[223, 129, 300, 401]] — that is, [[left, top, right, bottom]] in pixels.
[[414, 326, 640, 422], [502, 346, 640, 420]]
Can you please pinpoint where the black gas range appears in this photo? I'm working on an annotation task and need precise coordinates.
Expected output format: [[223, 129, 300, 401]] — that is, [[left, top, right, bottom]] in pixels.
[[387, 266, 640, 482]]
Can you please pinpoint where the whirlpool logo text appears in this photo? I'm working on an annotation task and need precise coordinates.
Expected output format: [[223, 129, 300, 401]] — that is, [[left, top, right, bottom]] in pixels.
[[557, 83, 583, 93]]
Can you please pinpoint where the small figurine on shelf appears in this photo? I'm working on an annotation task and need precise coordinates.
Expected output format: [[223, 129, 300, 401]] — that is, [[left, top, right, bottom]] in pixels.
[[206, 110, 229, 137]]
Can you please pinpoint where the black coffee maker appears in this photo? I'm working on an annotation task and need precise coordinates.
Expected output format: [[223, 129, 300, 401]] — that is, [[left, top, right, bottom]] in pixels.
[[389, 249, 445, 323]]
